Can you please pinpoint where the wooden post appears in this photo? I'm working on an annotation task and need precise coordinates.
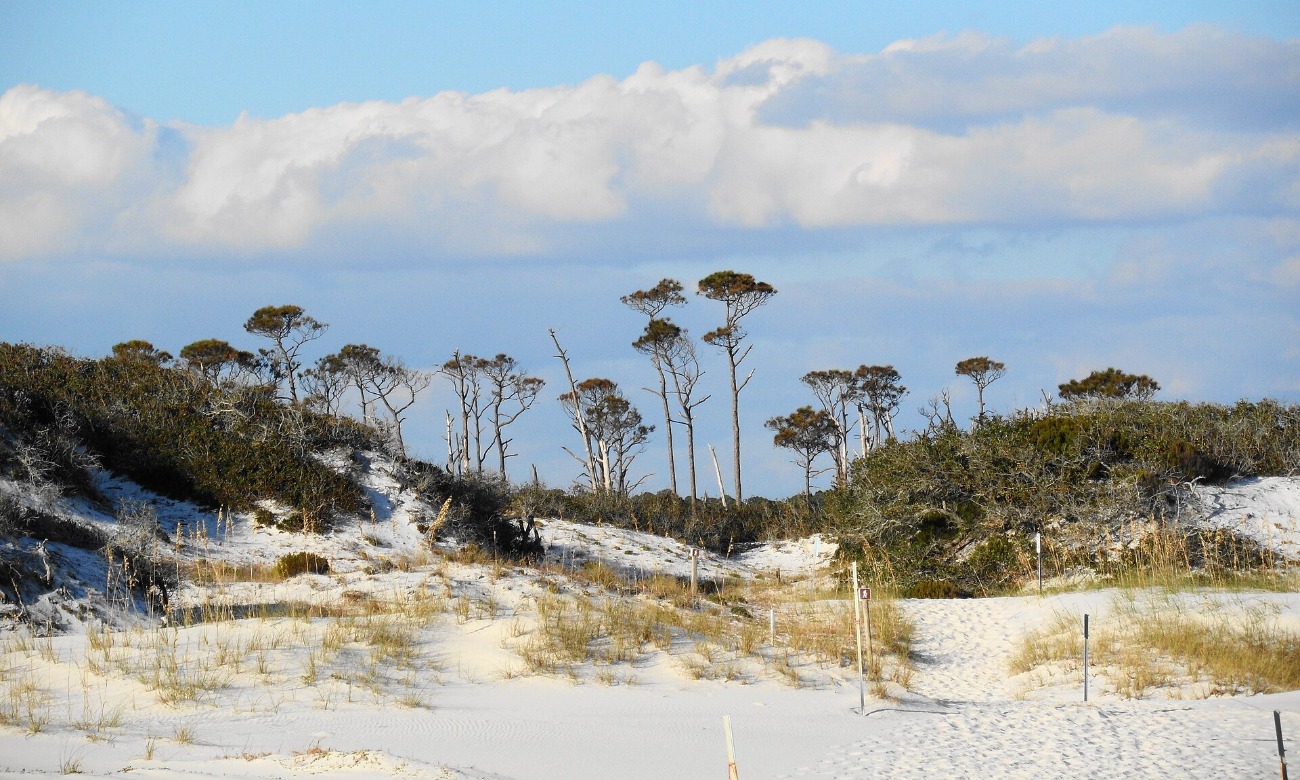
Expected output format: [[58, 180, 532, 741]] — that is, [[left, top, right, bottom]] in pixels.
[[852, 562, 865, 715], [1277, 710, 1289, 780], [769, 608, 776, 646], [690, 549, 699, 598], [864, 586, 874, 676], [723, 714, 740, 780]]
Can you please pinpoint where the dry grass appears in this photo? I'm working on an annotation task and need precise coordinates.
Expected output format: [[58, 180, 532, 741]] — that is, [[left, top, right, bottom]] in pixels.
[[1043, 521, 1298, 595], [1012, 591, 1300, 698], [494, 559, 915, 694]]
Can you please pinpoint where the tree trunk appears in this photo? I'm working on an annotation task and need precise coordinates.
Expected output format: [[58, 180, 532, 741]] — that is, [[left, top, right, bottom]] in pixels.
[[685, 413, 699, 502], [657, 367, 678, 496], [550, 330, 598, 494], [727, 345, 743, 503]]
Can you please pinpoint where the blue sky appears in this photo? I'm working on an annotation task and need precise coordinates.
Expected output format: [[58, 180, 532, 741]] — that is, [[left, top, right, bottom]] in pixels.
[[2, 2, 1299, 498]]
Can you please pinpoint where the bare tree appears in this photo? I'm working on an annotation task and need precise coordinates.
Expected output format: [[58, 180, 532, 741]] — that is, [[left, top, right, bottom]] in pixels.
[[623, 279, 687, 496], [549, 330, 598, 494], [662, 326, 710, 502], [439, 351, 488, 475], [480, 353, 544, 479], [366, 355, 430, 459], [697, 270, 776, 503], [955, 356, 1007, 422], [920, 390, 958, 435], [243, 305, 328, 404]]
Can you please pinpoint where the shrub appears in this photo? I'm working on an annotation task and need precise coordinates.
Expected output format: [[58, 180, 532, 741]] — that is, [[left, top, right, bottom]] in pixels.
[[401, 463, 541, 559], [252, 508, 275, 528], [273, 552, 330, 579], [0, 342, 365, 526], [903, 579, 963, 599], [828, 398, 1300, 593], [1030, 416, 1080, 456]]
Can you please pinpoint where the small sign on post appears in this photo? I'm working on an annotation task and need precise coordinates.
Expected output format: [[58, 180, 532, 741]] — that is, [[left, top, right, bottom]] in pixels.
[[859, 587, 872, 601]]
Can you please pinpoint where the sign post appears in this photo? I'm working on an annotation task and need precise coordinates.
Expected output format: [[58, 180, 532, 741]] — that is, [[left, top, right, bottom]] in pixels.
[[852, 562, 866, 715], [859, 586, 874, 670]]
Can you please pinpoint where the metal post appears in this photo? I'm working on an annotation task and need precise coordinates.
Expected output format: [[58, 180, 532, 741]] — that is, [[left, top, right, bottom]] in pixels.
[[852, 562, 865, 715], [1277, 710, 1289, 780], [1083, 614, 1090, 703], [769, 608, 775, 646]]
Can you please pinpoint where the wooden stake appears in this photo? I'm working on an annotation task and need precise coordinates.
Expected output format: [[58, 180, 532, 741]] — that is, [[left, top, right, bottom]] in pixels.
[[723, 715, 740, 780]]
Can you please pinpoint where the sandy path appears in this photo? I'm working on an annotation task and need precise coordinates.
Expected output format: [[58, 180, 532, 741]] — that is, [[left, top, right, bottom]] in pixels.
[[902, 596, 1042, 702], [768, 595, 1295, 779]]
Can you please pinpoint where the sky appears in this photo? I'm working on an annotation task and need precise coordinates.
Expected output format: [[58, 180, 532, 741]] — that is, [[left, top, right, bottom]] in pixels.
[[2, 1, 1299, 499]]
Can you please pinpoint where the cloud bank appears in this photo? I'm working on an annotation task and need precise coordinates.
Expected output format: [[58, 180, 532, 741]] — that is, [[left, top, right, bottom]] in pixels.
[[2, 27, 1298, 263]]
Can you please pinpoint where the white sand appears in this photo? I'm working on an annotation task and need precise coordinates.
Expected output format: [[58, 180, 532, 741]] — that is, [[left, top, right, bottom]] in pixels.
[[1, 467, 1297, 779]]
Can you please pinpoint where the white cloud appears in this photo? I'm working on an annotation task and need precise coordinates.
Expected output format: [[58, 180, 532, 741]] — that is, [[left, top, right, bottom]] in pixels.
[[0, 85, 161, 256], [1, 27, 1297, 261]]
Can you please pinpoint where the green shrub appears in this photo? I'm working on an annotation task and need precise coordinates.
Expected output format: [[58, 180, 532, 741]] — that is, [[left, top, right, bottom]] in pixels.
[[1031, 416, 1080, 456], [0, 342, 365, 525], [253, 508, 275, 528], [829, 398, 1300, 593], [903, 579, 963, 599], [273, 552, 330, 579]]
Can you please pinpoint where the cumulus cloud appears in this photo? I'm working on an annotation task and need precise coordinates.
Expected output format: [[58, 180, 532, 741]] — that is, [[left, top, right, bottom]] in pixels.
[[1, 26, 1297, 261], [0, 85, 166, 256]]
